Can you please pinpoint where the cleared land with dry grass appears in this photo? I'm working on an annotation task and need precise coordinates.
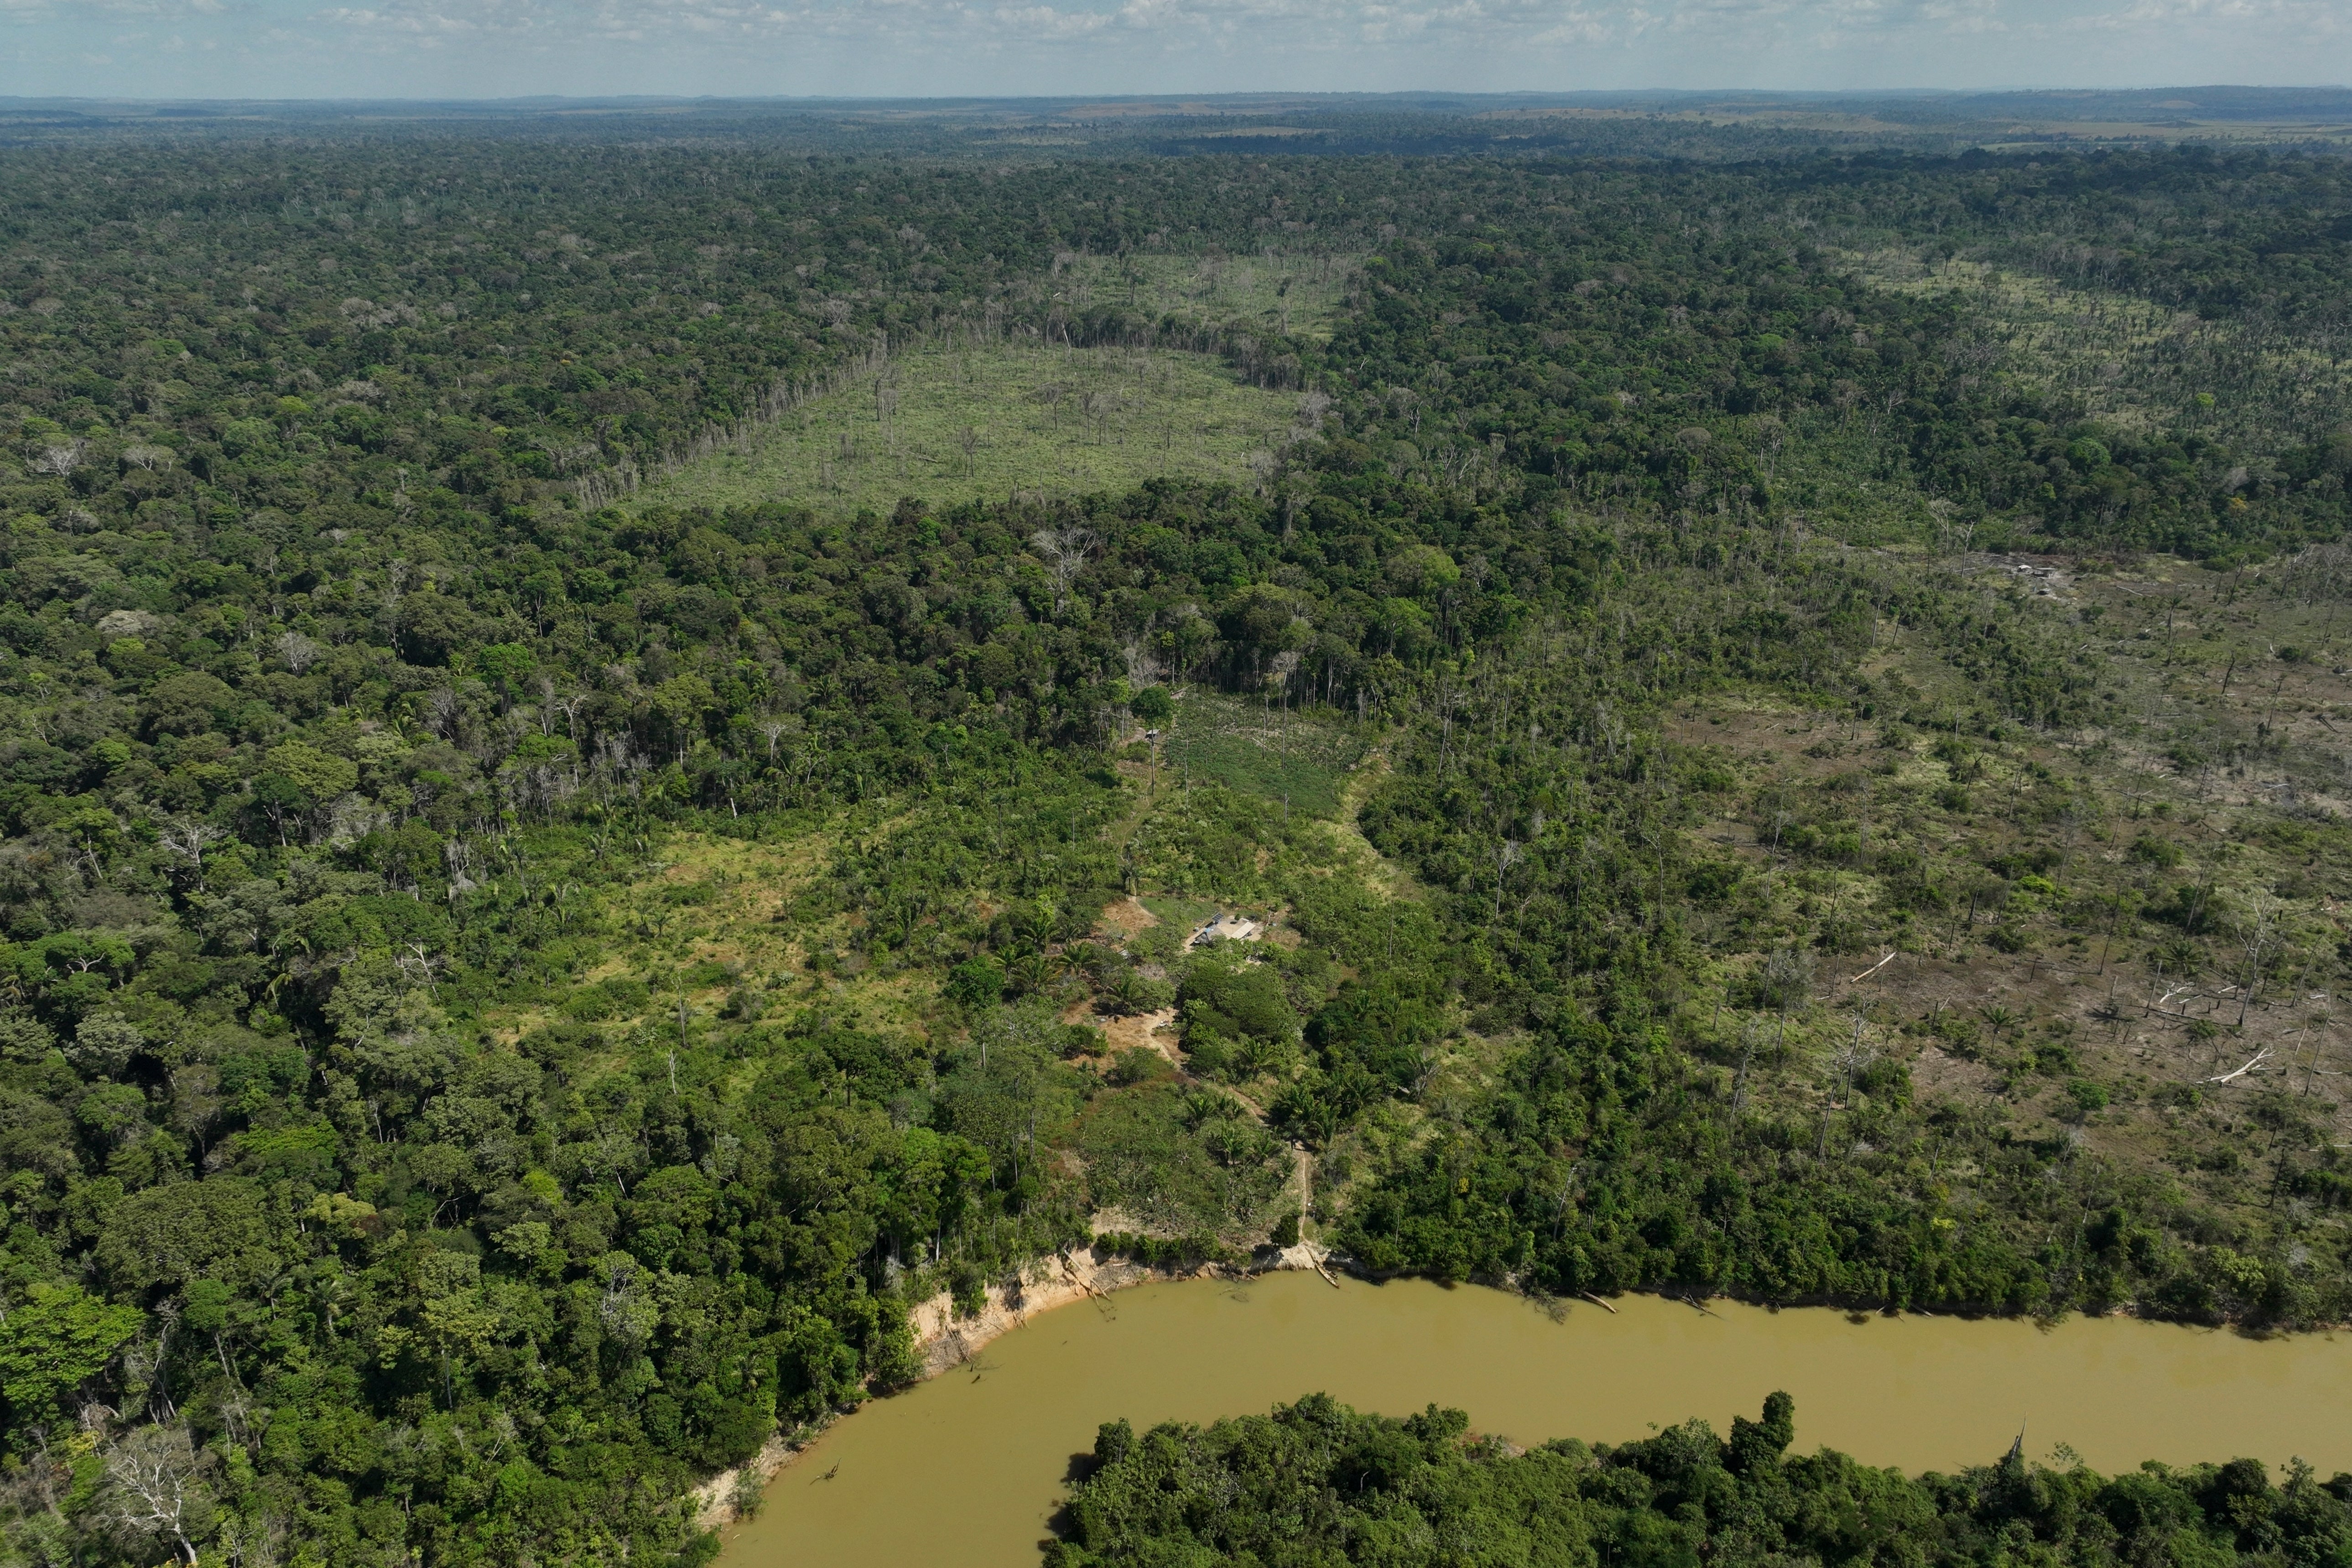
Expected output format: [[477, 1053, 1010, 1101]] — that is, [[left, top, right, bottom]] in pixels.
[[1661, 545, 2352, 1236], [635, 339, 1307, 517]]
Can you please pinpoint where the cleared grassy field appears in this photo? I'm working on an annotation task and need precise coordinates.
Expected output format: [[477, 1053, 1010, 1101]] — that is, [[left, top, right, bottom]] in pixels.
[[1053, 251, 1362, 341], [1159, 689, 1368, 820], [635, 339, 1303, 515], [1850, 248, 2351, 451]]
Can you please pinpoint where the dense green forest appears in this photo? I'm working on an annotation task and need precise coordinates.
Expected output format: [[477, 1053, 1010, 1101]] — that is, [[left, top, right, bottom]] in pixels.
[[1050, 1392, 2352, 1568], [0, 103, 2347, 1567]]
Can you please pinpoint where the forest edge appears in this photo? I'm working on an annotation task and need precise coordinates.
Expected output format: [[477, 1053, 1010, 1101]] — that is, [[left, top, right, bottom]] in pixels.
[[687, 1241, 1342, 1533]]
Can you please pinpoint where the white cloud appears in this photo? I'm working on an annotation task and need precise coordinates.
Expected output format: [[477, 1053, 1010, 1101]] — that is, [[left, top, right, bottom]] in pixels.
[[0, 0, 2341, 93], [2065, 0, 2343, 32]]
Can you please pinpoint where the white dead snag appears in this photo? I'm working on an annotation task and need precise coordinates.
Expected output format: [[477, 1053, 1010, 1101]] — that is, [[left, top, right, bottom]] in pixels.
[[2204, 1047, 2274, 1085], [30, 439, 84, 477], [106, 1424, 207, 1566], [1028, 524, 1098, 617]]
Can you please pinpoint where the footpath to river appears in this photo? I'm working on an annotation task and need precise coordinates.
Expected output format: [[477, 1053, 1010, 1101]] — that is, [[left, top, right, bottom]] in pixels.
[[718, 1269, 2352, 1568]]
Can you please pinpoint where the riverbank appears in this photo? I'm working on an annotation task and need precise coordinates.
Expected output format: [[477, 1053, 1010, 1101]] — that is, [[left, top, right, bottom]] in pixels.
[[715, 1271, 2352, 1568], [691, 1241, 1341, 1532], [692, 1239, 2313, 1539], [911, 1239, 1344, 1375]]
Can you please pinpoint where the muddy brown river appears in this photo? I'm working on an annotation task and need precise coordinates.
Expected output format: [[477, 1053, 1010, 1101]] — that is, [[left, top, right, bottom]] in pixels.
[[722, 1273, 2352, 1567]]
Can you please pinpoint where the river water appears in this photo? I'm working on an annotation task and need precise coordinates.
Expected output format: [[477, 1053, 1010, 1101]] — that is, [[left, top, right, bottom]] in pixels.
[[723, 1273, 2352, 1568]]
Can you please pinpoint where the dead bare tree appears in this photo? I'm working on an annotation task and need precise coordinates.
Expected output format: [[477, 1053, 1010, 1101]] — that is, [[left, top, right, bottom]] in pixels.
[[757, 716, 797, 762], [1730, 1017, 1761, 1115], [273, 630, 323, 674], [29, 439, 84, 478], [157, 820, 226, 890], [2234, 889, 2284, 1027], [424, 686, 463, 742], [1079, 389, 1111, 443], [380, 558, 408, 644], [1277, 472, 1315, 538], [1820, 1018, 1878, 1158], [1029, 524, 1098, 618], [1029, 381, 1068, 431], [1492, 839, 1523, 925], [105, 1423, 210, 1566]]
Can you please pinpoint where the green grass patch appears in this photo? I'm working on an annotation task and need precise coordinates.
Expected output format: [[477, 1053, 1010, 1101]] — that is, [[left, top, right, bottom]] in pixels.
[[635, 340, 1301, 516], [1067, 1080, 1290, 1241], [1139, 893, 1218, 930], [1160, 691, 1366, 820], [1848, 248, 2351, 453], [1769, 422, 1945, 548], [1056, 251, 1362, 342], [1134, 893, 1220, 961]]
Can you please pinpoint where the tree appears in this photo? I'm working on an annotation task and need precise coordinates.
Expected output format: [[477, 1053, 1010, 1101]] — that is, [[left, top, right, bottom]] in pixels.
[[262, 742, 359, 803], [247, 772, 312, 847], [29, 439, 83, 478], [104, 1424, 212, 1567], [478, 642, 539, 711], [273, 630, 323, 674], [1129, 686, 1174, 727], [1030, 525, 1098, 618], [156, 819, 227, 890], [0, 1284, 141, 1440]]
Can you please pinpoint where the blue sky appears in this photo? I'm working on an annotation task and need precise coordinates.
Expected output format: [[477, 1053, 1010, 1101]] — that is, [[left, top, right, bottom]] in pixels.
[[0, 0, 2340, 100]]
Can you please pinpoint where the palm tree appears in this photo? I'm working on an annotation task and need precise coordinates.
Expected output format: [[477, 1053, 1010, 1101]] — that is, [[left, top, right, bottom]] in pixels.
[[1103, 972, 1150, 1017], [1003, 951, 1054, 997]]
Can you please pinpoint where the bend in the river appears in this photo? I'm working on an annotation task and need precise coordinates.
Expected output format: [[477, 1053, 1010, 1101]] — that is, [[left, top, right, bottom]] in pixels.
[[723, 1274, 2352, 1568]]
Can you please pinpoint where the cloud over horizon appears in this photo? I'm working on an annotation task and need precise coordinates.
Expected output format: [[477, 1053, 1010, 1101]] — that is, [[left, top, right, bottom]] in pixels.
[[0, 0, 2340, 104]]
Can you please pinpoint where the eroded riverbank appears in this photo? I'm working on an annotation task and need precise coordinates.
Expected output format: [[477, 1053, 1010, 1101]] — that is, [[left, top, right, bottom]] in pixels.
[[719, 1271, 2352, 1568], [692, 1245, 1334, 1531]]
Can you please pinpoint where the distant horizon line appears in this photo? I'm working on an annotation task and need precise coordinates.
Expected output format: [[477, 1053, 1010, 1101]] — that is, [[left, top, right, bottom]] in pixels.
[[1, 84, 2348, 109]]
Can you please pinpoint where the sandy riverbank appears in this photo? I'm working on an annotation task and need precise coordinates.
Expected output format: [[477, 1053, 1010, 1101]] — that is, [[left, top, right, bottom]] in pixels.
[[690, 1241, 1340, 1532]]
